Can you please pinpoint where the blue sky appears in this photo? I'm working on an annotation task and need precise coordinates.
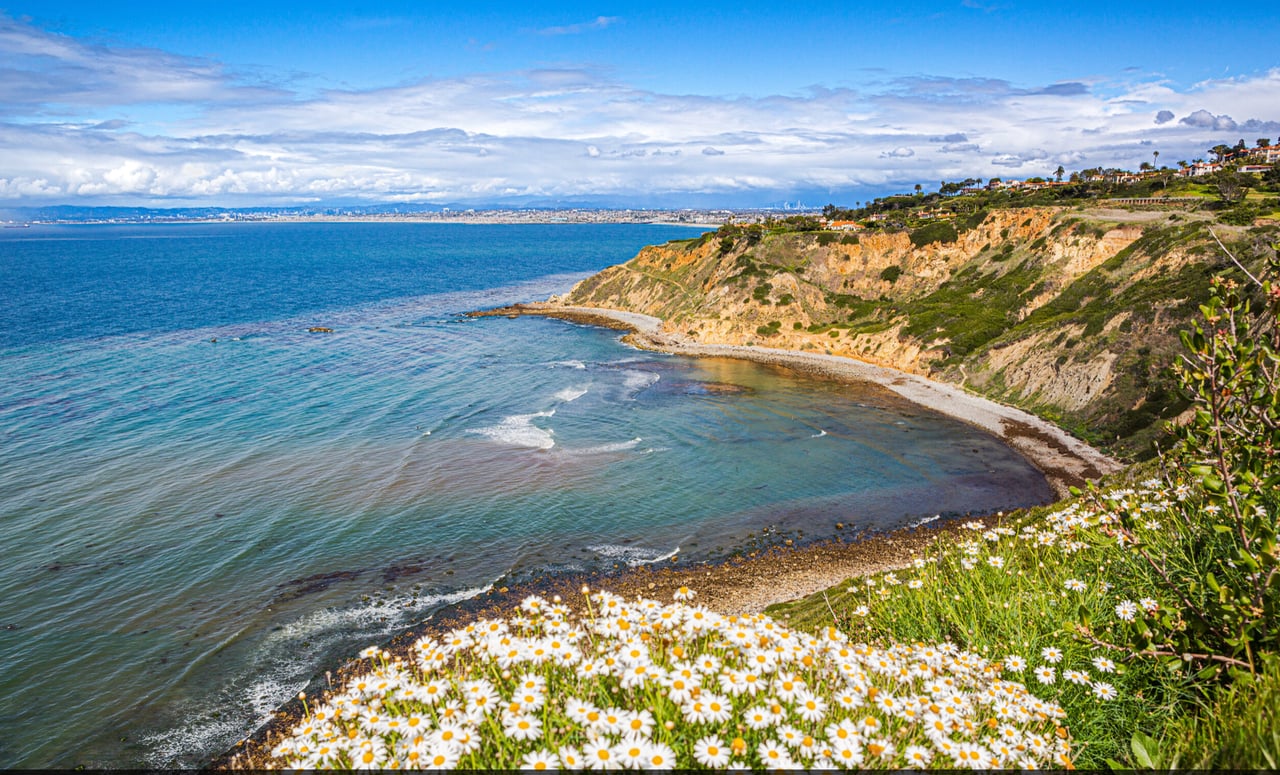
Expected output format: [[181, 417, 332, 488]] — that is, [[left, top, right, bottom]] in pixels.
[[3, 1, 1279, 207]]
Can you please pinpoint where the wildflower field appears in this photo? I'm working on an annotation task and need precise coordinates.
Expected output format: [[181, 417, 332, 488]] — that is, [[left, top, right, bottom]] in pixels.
[[263, 246, 1279, 769]]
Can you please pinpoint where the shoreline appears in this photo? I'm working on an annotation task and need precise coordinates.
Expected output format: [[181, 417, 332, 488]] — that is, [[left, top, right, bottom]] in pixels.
[[213, 514, 1000, 769], [214, 299, 1122, 768], [471, 302, 1123, 498]]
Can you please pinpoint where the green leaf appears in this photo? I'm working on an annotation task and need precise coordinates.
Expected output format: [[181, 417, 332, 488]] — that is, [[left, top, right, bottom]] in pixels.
[[1130, 731, 1158, 768]]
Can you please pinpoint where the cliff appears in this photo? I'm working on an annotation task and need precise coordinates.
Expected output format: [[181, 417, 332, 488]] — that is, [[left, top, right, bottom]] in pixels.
[[560, 208, 1277, 458]]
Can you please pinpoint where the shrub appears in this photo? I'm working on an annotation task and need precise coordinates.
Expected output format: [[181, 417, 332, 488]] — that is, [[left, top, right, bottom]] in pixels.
[[879, 266, 903, 284], [909, 222, 959, 248]]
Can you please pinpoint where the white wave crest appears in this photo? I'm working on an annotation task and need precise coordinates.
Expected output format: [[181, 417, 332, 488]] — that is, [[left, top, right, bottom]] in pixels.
[[470, 410, 556, 449], [552, 360, 587, 370], [621, 370, 659, 398], [810, 429, 828, 438], [588, 543, 680, 567], [909, 514, 943, 528], [142, 583, 493, 766], [569, 437, 643, 455], [553, 386, 589, 403]]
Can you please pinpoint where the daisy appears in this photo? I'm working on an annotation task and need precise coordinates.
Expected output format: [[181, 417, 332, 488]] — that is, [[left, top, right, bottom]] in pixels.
[[520, 749, 560, 771], [1035, 666, 1056, 685], [503, 713, 542, 742], [558, 747, 584, 770], [830, 738, 865, 767], [1115, 600, 1139, 621], [1091, 656, 1117, 673], [757, 739, 794, 769], [1092, 681, 1118, 700], [693, 735, 730, 768], [622, 709, 655, 737], [582, 737, 617, 770], [1040, 646, 1063, 664], [1004, 655, 1027, 672], [904, 744, 933, 768], [615, 736, 649, 769], [645, 741, 677, 770], [795, 689, 830, 722]]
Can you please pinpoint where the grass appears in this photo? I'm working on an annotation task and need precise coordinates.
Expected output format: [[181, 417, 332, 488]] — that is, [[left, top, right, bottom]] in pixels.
[[768, 472, 1279, 770]]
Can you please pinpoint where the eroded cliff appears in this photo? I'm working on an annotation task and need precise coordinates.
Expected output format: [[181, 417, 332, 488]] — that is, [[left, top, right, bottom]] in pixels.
[[561, 208, 1276, 457]]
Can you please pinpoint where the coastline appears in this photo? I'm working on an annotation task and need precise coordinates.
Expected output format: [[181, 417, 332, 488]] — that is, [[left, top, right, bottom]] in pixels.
[[216, 298, 1122, 769], [214, 514, 999, 769], [471, 302, 1123, 498]]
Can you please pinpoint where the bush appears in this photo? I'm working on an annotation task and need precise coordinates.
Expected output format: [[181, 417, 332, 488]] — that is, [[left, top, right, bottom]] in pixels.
[[909, 222, 959, 247], [1072, 253, 1280, 680], [879, 265, 903, 284]]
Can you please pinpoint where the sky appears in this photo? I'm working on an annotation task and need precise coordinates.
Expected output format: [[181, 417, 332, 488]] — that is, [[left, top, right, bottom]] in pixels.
[[2, 1, 1279, 209]]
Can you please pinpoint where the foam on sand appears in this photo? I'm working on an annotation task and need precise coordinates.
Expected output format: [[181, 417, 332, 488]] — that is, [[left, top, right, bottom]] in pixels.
[[588, 543, 680, 567]]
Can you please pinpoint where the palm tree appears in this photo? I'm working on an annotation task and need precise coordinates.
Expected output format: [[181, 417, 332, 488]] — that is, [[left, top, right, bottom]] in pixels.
[[1153, 150, 1159, 170], [1054, 165, 1065, 182]]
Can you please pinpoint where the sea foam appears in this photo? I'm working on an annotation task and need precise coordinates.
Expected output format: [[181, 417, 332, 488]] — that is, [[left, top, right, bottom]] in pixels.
[[588, 543, 680, 566], [471, 410, 556, 449], [553, 386, 589, 403]]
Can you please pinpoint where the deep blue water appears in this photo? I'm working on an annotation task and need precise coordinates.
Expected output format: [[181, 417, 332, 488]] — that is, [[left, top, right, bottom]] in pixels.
[[0, 222, 1052, 767]]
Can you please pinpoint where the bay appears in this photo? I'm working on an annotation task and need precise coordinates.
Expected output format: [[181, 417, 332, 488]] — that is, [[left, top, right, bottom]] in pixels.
[[0, 222, 1052, 767]]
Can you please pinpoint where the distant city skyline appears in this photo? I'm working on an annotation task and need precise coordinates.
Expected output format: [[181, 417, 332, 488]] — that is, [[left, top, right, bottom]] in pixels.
[[3, 1, 1279, 208]]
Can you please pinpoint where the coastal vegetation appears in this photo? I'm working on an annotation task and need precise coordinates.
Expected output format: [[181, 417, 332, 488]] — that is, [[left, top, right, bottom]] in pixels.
[[254, 156, 1280, 768], [259, 241, 1280, 770]]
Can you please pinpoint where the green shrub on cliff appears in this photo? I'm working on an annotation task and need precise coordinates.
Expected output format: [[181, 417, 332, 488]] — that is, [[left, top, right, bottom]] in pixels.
[[909, 221, 959, 247]]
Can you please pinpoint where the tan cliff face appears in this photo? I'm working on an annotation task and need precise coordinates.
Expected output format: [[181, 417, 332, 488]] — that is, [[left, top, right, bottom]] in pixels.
[[566, 208, 1140, 373], [562, 208, 1264, 455]]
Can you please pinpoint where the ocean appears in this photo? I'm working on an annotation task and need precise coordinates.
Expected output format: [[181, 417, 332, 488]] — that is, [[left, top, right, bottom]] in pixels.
[[0, 222, 1053, 767]]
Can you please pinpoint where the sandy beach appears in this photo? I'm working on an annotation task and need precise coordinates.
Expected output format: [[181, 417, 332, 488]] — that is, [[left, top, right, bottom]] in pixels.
[[472, 302, 1123, 498]]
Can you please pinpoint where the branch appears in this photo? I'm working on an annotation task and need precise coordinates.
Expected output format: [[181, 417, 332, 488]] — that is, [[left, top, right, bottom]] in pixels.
[[1209, 228, 1263, 288], [1074, 630, 1255, 671]]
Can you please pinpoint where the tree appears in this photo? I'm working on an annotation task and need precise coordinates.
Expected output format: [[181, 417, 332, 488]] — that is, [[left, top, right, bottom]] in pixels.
[[1211, 145, 1232, 164], [914, 183, 923, 196], [1258, 138, 1271, 148], [1055, 165, 1065, 182], [1153, 150, 1160, 169], [1212, 169, 1252, 203]]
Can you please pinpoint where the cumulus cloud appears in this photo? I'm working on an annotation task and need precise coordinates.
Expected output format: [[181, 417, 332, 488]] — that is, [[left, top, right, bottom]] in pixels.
[[1, 13, 1278, 206], [1180, 109, 1238, 131]]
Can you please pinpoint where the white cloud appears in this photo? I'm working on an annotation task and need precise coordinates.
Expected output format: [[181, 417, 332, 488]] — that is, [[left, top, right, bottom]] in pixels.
[[1, 12, 1278, 206], [536, 16, 620, 36]]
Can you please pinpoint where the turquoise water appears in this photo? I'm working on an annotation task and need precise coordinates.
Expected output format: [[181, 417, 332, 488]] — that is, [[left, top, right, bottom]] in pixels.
[[0, 223, 1052, 767]]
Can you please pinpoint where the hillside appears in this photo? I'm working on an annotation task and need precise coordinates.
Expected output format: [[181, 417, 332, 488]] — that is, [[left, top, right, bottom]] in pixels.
[[559, 207, 1278, 458]]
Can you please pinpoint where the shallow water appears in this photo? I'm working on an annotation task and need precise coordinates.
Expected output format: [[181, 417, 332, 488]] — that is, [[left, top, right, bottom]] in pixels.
[[0, 223, 1052, 767]]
